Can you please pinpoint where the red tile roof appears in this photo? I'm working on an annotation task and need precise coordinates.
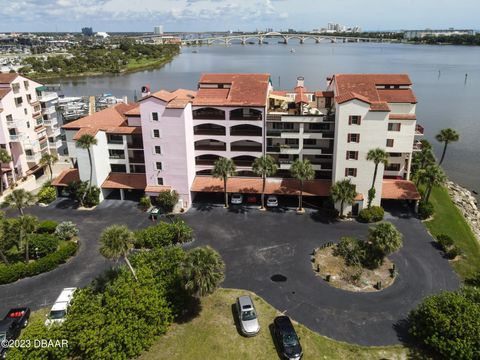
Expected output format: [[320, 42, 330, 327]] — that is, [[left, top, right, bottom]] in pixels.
[[124, 106, 140, 116], [382, 180, 421, 200], [314, 91, 334, 97], [0, 73, 18, 84], [389, 114, 417, 120], [0, 88, 11, 100], [101, 173, 146, 190], [140, 88, 196, 109], [377, 89, 417, 103], [51, 169, 80, 187], [194, 74, 270, 107]]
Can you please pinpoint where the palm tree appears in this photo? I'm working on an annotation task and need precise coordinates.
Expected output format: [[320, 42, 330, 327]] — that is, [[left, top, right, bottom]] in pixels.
[[331, 179, 357, 218], [366, 148, 388, 208], [212, 157, 236, 208], [40, 153, 58, 181], [418, 164, 446, 203], [367, 222, 403, 268], [435, 128, 460, 165], [1, 189, 36, 216], [99, 225, 138, 281], [290, 159, 315, 212], [76, 134, 98, 189], [182, 246, 225, 297], [0, 149, 12, 196], [412, 143, 436, 184], [0, 218, 9, 264], [18, 215, 38, 263], [252, 155, 278, 209]]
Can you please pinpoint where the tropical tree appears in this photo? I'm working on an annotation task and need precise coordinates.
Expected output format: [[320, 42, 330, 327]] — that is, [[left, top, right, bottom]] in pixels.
[[417, 164, 446, 203], [0, 149, 12, 196], [212, 157, 236, 208], [366, 222, 403, 267], [366, 148, 388, 208], [76, 134, 98, 189], [252, 155, 278, 209], [331, 179, 357, 218], [18, 215, 38, 262], [0, 213, 11, 264], [1, 189, 36, 216], [412, 141, 436, 185], [290, 159, 315, 212], [99, 225, 138, 281], [170, 218, 193, 244], [182, 246, 225, 297], [39, 153, 58, 180], [435, 128, 460, 165]]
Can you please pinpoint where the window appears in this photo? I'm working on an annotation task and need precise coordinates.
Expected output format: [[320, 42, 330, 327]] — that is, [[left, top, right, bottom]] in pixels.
[[24, 108, 28, 115], [154, 145, 162, 154], [129, 164, 145, 173], [152, 112, 159, 121], [304, 139, 316, 145], [107, 134, 123, 144], [157, 177, 164, 185], [108, 149, 125, 159], [23, 80, 29, 89], [388, 123, 401, 131], [152, 129, 160, 138], [26, 94, 32, 101], [26, 121, 30, 129], [12, 83, 20, 93], [25, 149, 33, 156], [6, 115, 12, 122], [345, 168, 357, 177], [349, 115, 361, 125], [386, 139, 394, 147], [385, 163, 401, 171], [14, 97, 23, 106], [347, 133, 360, 143], [110, 164, 127, 173], [346, 151, 358, 160], [388, 152, 402, 157], [155, 162, 162, 170]]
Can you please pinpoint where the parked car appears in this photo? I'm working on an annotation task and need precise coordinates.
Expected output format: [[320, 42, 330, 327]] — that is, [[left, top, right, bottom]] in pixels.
[[246, 195, 257, 204], [45, 287, 76, 326], [267, 195, 279, 207], [0, 308, 30, 359], [231, 193, 243, 205], [273, 316, 303, 360], [235, 295, 260, 336]]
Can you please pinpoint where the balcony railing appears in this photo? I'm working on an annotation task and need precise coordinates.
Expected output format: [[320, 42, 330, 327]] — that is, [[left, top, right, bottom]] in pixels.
[[194, 129, 226, 136], [128, 157, 145, 164], [127, 141, 143, 149], [266, 129, 299, 136], [230, 145, 262, 152], [233, 160, 254, 167], [229, 114, 263, 121], [413, 140, 423, 151], [192, 113, 225, 120], [415, 124, 424, 135], [109, 154, 126, 160], [196, 159, 216, 166], [194, 145, 227, 151], [26, 153, 41, 162], [230, 130, 262, 137]]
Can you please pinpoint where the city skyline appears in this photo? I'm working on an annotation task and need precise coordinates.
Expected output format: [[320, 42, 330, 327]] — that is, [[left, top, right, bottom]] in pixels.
[[0, 0, 478, 33]]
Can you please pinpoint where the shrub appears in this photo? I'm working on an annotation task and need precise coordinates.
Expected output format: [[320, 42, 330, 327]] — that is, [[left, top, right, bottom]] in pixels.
[[68, 181, 100, 207], [447, 245, 462, 259], [333, 236, 364, 267], [27, 234, 59, 257], [436, 234, 454, 251], [55, 221, 79, 241], [156, 190, 179, 213], [84, 186, 100, 207], [0, 242, 78, 284], [37, 186, 56, 204], [418, 201, 434, 220], [408, 287, 480, 359], [134, 222, 176, 249], [357, 206, 385, 223], [364, 222, 403, 268], [170, 218, 193, 244], [139, 196, 152, 211], [37, 220, 59, 234]]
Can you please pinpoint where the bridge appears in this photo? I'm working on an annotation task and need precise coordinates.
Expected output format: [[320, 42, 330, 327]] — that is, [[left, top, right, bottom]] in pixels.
[[181, 32, 400, 46]]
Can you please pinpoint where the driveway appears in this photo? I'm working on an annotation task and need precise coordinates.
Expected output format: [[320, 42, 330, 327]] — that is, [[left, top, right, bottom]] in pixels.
[[182, 204, 459, 346], [0, 199, 152, 315]]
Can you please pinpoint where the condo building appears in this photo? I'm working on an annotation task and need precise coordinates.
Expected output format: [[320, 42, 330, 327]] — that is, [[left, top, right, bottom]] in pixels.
[[54, 73, 421, 213], [0, 73, 62, 190]]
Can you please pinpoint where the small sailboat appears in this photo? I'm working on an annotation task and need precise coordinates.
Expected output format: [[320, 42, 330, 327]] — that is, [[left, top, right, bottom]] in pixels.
[[290, 48, 296, 53]]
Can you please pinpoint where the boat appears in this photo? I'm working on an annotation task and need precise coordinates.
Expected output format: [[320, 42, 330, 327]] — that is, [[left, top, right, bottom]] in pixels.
[[290, 48, 296, 53], [192, 50, 198, 53]]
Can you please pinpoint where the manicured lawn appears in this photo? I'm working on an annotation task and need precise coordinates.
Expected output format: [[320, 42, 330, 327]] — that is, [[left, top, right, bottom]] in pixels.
[[425, 186, 480, 279], [139, 289, 408, 360]]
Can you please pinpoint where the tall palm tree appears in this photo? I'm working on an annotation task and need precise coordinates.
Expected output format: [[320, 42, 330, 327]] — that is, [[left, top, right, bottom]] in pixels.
[[0, 217, 9, 264], [40, 153, 58, 181], [366, 148, 388, 208], [412, 143, 436, 184], [99, 225, 138, 281], [76, 134, 98, 189], [1, 189, 36, 216], [418, 164, 446, 203], [18, 215, 38, 263], [290, 159, 315, 212], [182, 246, 225, 297], [435, 128, 459, 165], [212, 157, 236, 208], [331, 179, 357, 218], [252, 155, 278, 209], [0, 149, 12, 196]]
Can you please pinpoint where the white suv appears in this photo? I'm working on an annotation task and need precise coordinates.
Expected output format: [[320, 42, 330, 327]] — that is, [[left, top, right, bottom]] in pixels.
[[45, 288, 76, 326], [231, 193, 243, 205]]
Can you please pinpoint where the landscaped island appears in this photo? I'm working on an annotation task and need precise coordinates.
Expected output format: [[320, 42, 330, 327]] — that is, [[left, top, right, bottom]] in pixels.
[[17, 41, 180, 80]]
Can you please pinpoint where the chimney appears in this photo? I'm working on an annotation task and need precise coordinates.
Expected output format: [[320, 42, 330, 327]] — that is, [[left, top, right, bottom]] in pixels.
[[141, 85, 151, 98], [296, 76, 305, 88]]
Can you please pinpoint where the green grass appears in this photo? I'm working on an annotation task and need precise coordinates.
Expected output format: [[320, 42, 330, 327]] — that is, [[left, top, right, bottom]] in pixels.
[[425, 186, 480, 279], [139, 289, 408, 360], [125, 55, 174, 72]]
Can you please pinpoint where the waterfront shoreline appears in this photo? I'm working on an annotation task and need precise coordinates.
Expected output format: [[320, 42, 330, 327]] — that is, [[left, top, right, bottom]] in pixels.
[[446, 180, 480, 242]]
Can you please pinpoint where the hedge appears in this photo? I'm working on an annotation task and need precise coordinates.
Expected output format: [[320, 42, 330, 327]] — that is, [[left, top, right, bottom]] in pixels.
[[0, 241, 78, 284], [357, 206, 385, 223], [37, 220, 59, 234]]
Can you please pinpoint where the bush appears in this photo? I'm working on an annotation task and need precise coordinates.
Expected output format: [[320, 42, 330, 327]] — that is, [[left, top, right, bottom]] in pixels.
[[447, 245, 461, 259], [364, 222, 403, 269], [357, 206, 385, 223], [0, 242, 78, 284], [408, 287, 480, 359], [333, 236, 364, 267], [139, 195, 152, 211], [134, 222, 176, 249], [84, 186, 100, 207], [156, 190, 179, 213], [27, 234, 59, 257], [55, 221, 79, 241], [68, 181, 100, 207], [37, 186, 56, 204], [418, 201, 434, 220], [170, 218, 193, 244], [36, 220, 59, 234]]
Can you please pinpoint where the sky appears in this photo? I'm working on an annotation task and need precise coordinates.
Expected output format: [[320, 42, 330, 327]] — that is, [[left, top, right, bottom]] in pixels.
[[0, 0, 478, 33]]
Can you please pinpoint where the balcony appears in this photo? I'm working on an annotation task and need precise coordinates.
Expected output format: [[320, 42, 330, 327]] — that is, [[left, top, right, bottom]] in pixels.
[[230, 129, 262, 137], [128, 157, 145, 164], [6, 119, 20, 129], [9, 133, 25, 142], [229, 109, 263, 121], [413, 140, 423, 152], [26, 153, 41, 162], [415, 124, 424, 135], [48, 139, 63, 149], [192, 108, 225, 120], [266, 128, 299, 137], [230, 145, 262, 152], [229, 114, 263, 121], [194, 144, 227, 151], [194, 128, 226, 136]]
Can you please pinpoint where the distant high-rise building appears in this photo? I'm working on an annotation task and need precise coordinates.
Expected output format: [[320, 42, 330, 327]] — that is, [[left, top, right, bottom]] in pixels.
[[81, 27, 93, 36], [154, 26, 164, 35]]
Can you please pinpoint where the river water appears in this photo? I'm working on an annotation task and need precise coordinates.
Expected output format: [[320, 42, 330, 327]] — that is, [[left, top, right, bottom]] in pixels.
[[56, 42, 480, 193]]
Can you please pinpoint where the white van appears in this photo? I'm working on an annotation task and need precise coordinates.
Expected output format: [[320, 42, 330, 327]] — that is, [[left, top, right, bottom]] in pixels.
[[45, 288, 76, 326]]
